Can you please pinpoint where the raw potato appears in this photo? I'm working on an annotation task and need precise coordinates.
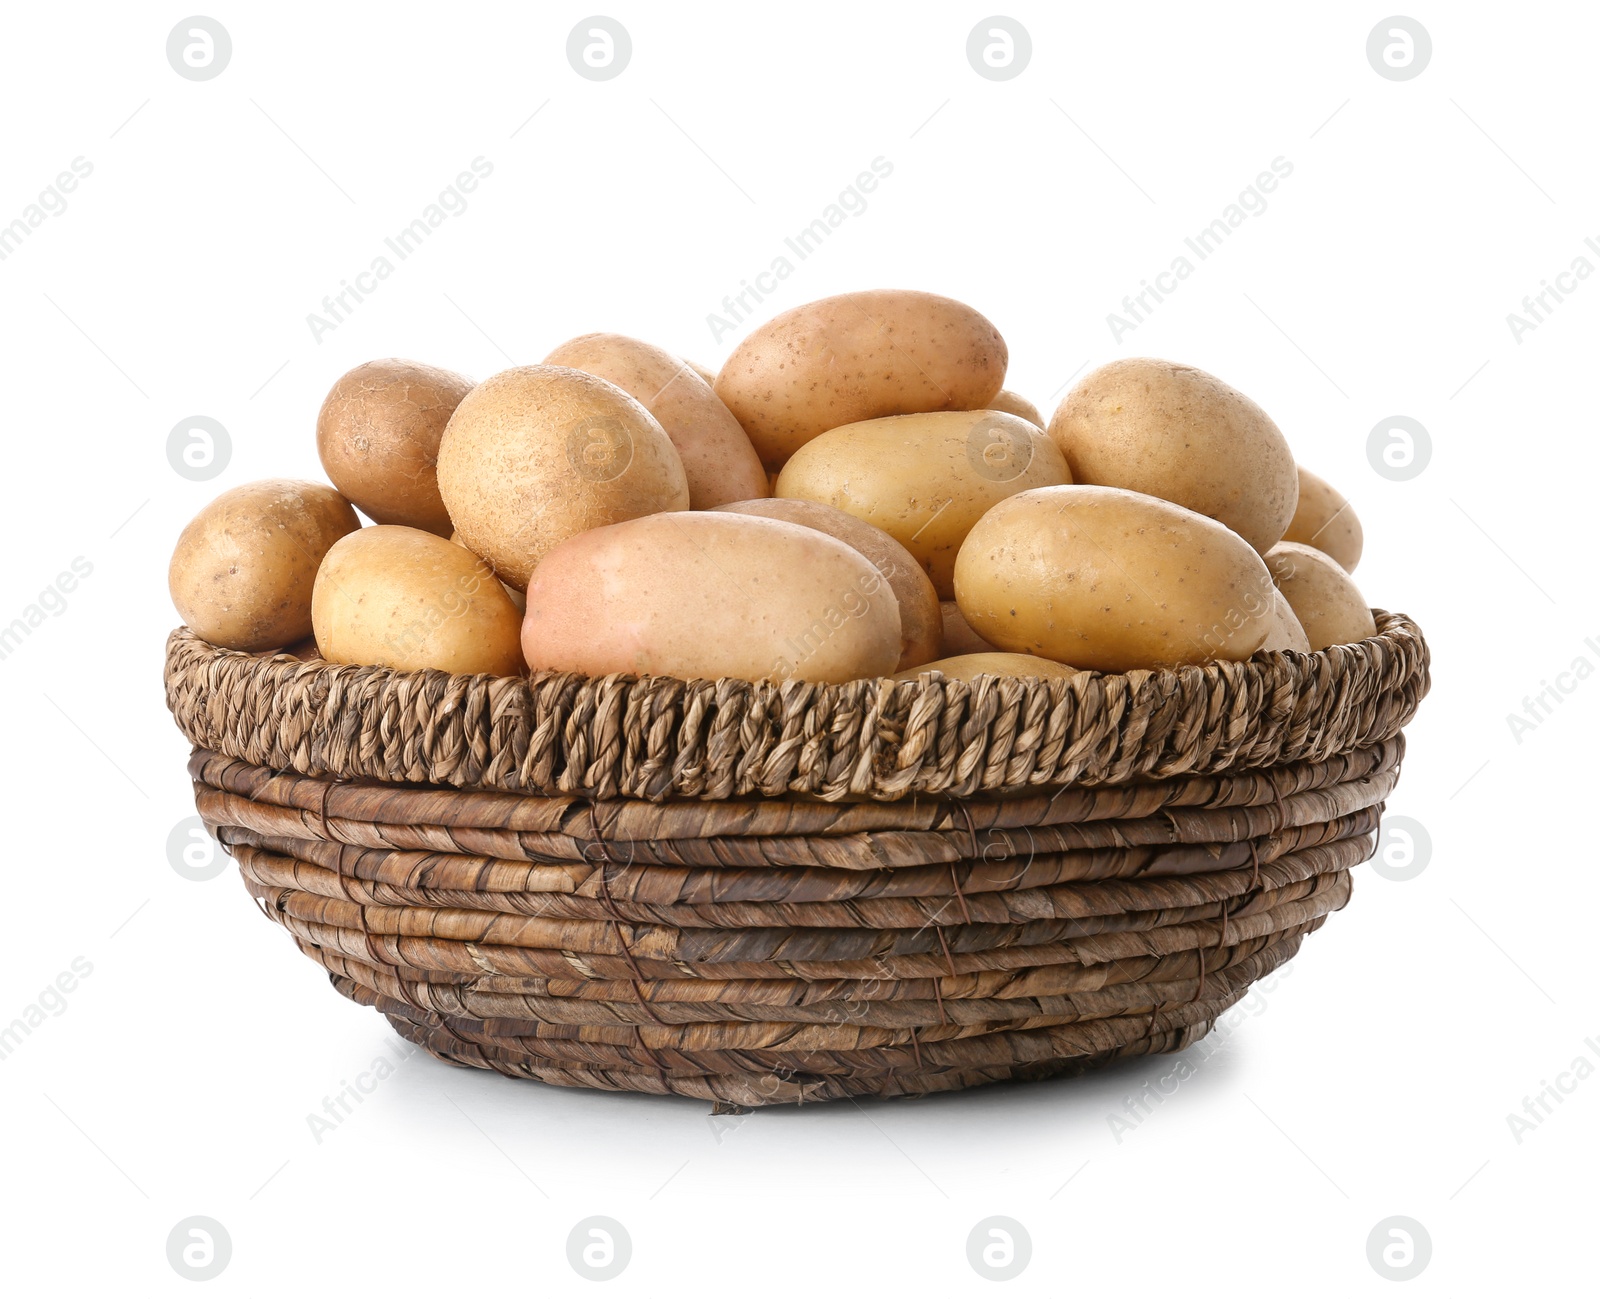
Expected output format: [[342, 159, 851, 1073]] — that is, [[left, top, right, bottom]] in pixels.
[[315, 359, 473, 536], [953, 485, 1275, 672], [521, 512, 902, 683], [1283, 466, 1363, 573], [986, 389, 1044, 428], [775, 409, 1069, 598], [685, 359, 719, 388], [895, 652, 1077, 683], [449, 531, 526, 613], [436, 365, 690, 589], [941, 600, 997, 655], [1048, 358, 1298, 553], [1265, 542, 1376, 651], [169, 479, 359, 652], [711, 497, 941, 670], [544, 334, 767, 508], [1261, 589, 1311, 653], [716, 289, 1008, 468], [312, 526, 524, 675]]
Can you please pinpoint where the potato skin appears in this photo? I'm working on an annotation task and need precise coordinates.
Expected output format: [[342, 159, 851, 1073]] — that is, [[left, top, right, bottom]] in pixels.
[[315, 359, 473, 536], [544, 334, 767, 509], [941, 600, 997, 655], [1048, 358, 1298, 554], [521, 512, 902, 684], [1265, 542, 1376, 651], [685, 359, 719, 388], [712, 497, 941, 670], [1283, 466, 1363, 573], [437, 365, 690, 589], [953, 485, 1275, 672], [715, 289, 1008, 468], [894, 652, 1078, 683], [169, 478, 359, 651], [775, 410, 1069, 598], [311, 525, 524, 676], [985, 389, 1044, 428], [1261, 589, 1311, 653]]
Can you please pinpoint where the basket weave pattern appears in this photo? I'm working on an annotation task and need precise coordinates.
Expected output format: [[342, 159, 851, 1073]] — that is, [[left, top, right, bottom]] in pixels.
[[165, 611, 1428, 1105]]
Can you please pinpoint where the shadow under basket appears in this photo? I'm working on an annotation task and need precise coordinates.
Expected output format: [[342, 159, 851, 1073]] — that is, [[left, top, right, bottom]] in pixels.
[[164, 610, 1429, 1107]]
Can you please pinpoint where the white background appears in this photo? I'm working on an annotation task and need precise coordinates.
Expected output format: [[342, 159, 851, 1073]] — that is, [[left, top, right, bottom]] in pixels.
[[1, 2, 1593, 1293]]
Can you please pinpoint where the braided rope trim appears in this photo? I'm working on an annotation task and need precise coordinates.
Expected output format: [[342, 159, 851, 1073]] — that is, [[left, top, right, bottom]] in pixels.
[[164, 610, 1428, 803]]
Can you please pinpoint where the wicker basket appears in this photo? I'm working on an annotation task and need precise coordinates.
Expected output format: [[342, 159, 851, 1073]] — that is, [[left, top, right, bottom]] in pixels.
[[163, 610, 1428, 1106]]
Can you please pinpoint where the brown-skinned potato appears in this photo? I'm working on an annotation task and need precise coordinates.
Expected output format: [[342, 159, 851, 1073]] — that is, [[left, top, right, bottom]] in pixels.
[[169, 478, 359, 651], [716, 289, 1008, 469], [315, 359, 473, 536], [544, 334, 767, 509]]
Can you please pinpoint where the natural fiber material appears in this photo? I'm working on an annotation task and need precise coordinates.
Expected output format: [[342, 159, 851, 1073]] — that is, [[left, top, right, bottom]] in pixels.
[[165, 612, 1429, 1105], [165, 610, 1427, 803]]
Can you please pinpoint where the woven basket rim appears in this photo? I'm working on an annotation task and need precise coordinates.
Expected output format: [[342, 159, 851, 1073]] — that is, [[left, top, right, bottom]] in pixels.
[[164, 609, 1429, 803]]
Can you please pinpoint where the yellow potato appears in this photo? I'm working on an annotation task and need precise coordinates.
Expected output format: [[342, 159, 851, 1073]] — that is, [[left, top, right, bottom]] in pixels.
[[716, 289, 1008, 468], [1048, 358, 1298, 553], [1265, 542, 1376, 651], [544, 334, 767, 508], [448, 530, 526, 612], [941, 600, 998, 655], [169, 479, 359, 651], [1283, 466, 1363, 573], [775, 410, 1069, 598], [685, 359, 719, 388], [437, 365, 690, 589], [1260, 589, 1311, 653], [312, 525, 524, 675], [953, 485, 1275, 671], [985, 389, 1044, 428], [521, 512, 902, 683], [894, 652, 1078, 683], [315, 359, 473, 536], [711, 497, 941, 670]]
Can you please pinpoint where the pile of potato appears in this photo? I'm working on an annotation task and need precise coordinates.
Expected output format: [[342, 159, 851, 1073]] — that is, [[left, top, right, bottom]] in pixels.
[[168, 289, 1376, 686]]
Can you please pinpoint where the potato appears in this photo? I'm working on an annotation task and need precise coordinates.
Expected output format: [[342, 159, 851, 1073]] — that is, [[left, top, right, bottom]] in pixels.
[[711, 497, 941, 670], [448, 531, 526, 613], [544, 334, 767, 509], [953, 485, 1275, 671], [775, 410, 1069, 598], [1048, 358, 1297, 554], [894, 652, 1078, 683], [169, 479, 359, 651], [522, 512, 902, 683], [312, 525, 524, 675], [685, 359, 719, 388], [716, 289, 1008, 468], [1265, 542, 1376, 651], [985, 389, 1044, 428], [1283, 466, 1363, 573], [315, 359, 472, 536], [437, 365, 690, 589], [1261, 589, 1311, 653], [941, 600, 997, 655]]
